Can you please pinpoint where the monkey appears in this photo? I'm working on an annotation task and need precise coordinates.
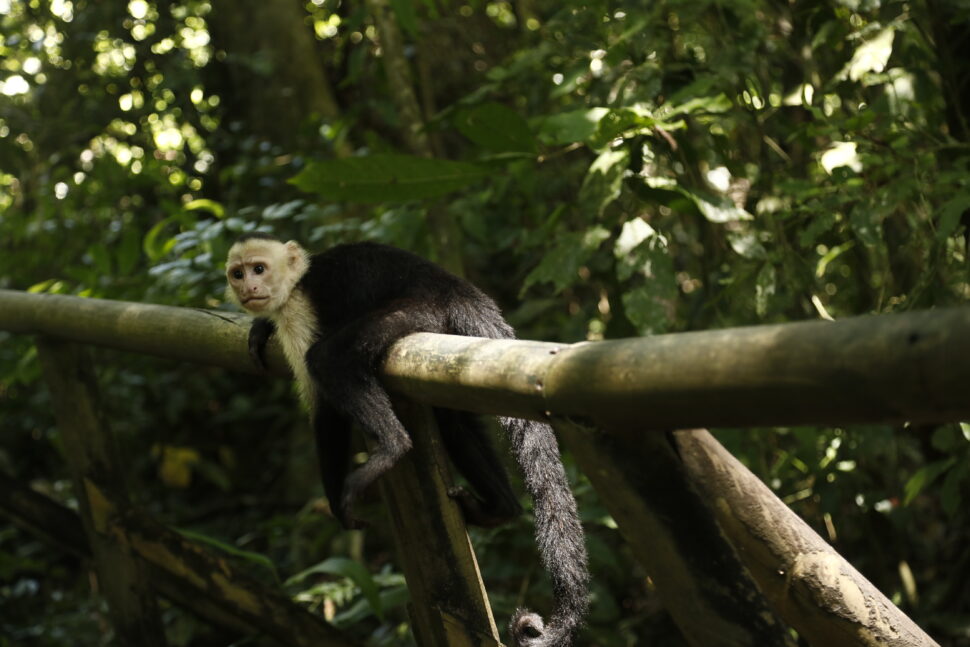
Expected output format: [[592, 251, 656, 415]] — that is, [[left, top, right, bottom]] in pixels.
[[225, 233, 588, 647]]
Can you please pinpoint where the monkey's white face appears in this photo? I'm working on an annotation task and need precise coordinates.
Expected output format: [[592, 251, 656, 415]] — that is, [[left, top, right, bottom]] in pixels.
[[225, 239, 309, 315]]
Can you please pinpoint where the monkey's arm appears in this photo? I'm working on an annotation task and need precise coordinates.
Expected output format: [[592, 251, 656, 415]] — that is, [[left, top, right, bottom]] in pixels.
[[248, 317, 276, 371]]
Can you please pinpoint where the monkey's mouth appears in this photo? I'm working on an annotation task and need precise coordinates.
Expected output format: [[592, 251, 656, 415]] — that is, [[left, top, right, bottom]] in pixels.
[[242, 296, 270, 306]]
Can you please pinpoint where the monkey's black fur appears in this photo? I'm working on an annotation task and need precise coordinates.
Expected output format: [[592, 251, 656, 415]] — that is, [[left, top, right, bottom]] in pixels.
[[243, 236, 588, 646]]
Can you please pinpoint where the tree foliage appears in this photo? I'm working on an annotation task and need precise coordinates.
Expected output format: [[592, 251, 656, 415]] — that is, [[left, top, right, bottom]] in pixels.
[[1, 0, 968, 644]]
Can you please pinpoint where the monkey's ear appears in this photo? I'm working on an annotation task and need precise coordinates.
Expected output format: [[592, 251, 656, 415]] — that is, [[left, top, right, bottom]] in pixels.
[[284, 240, 306, 268], [284, 240, 309, 273]]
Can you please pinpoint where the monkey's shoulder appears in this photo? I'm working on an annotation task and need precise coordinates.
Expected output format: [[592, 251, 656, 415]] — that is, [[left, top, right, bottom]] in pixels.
[[310, 242, 443, 275], [301, 242, 461, 294]]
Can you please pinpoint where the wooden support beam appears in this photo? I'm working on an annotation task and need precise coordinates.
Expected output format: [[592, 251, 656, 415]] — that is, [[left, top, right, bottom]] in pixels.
[[0, 472, 364, 647], [382, 308, 970, 429], [3, 290, 968, 428], [379, 400, 504, 647], [673, 430, 940, 647], [553, 419, 795, 647], [36, 338, 166, 646], [3, 290, 958, 646]]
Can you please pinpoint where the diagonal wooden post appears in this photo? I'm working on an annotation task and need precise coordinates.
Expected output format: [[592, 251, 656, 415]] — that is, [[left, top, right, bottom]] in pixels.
[[379, 399, 504, 647], [0, 470, 364, 647], [672, 429, 941, 647], [553, 419, 795, 647], [36, 338, 166, 645]]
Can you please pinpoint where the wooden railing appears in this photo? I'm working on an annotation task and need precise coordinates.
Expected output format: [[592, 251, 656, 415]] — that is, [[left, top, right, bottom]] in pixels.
[[2, 288, 964, 647]]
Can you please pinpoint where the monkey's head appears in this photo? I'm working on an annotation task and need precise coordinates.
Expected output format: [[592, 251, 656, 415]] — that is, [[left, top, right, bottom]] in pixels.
[[225, 233, 309, 315]]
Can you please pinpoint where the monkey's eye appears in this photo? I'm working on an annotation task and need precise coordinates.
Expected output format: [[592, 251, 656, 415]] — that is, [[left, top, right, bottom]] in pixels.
[[231, 269, 244, 280], [253, 264, 266, 275]]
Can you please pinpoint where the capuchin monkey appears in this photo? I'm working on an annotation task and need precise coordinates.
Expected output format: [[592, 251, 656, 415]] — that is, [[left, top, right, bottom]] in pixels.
[[225, 233, 588, 647]]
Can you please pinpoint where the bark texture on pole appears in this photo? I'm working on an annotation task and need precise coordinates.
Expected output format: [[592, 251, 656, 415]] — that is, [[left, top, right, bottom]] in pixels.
[[0, 290, 282, 375], [673, 430, 941, 647], [2, 290, 968, 427], [379, 400, 503, 647], [554, 420, 795, 647], [1, 289, 959, 647], [382, 308, 970, 428]]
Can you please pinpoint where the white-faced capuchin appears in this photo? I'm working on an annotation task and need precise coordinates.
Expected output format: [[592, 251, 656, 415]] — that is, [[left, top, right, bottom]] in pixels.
[[225, 233, 588, 647]]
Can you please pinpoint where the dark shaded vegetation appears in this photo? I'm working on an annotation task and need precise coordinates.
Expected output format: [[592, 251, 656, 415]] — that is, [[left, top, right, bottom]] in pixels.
[[0, 0, 968, 644]]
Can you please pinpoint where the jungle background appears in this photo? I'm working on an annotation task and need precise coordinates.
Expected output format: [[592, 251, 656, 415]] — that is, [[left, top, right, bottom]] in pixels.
[[1, 0, 969, 644]]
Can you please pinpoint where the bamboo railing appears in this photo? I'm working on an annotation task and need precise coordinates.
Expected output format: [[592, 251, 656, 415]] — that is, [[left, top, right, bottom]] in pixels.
[[2, 288, 964, 647]]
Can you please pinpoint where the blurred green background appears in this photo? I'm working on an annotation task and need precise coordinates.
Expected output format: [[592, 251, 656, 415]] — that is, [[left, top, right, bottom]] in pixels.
[[1, 0, 968, 644]]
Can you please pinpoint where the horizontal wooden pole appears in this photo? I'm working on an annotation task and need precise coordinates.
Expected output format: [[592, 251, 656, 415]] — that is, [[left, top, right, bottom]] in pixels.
[[382, 308, 970, 428], [2, 289, 968, 428], [0, 289, 288, 375]]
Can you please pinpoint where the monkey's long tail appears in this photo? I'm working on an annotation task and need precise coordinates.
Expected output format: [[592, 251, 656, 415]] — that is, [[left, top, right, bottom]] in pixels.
[[501, 417, 589, 647]]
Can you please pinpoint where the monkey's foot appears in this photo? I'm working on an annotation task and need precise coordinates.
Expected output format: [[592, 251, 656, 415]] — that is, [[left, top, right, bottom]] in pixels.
[[338, 493, 369, 530]]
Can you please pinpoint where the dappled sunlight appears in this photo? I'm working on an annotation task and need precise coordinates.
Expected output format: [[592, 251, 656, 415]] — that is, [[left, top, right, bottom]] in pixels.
[[0, 0, 968, 643]]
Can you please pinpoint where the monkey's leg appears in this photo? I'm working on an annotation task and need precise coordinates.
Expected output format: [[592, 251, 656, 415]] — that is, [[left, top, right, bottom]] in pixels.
[[312, 403, 354, 527], [306, 306, 434, 526], [435, 409, 522, 527]]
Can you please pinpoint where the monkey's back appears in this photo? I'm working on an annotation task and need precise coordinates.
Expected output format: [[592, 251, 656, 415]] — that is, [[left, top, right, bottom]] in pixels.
[[299, 242, 513, 340]]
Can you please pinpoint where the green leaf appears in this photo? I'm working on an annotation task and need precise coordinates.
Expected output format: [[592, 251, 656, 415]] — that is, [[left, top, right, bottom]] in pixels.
[[89, 243, 112, 275], [263, 200, 305, 221], [797, 213, 838, 249], [290, 154, 490, 203], [941, 460, 969, 518], [840, 27, 895, 82], [523, 226, 610, 294], [816, 241, 855, 278], [176, 528, 278, 579], [579, 149, 629, 216], [755, 263, 777, 317], [117, 225, 142, 275], [661, 91, 733, 118], [614, 218, 662, 281], [144, 215, 190, 261], [455, 102, 536, 154], [184, 198, 226, 219], [903, 458, 957, 505], [937, 192, 970, 241], [683, 189, 753, 223], [728, 229, 767, 260], [588, 108, 653, 150], [613, 219, 675, 334], [333, 584, 408, 626], [622, 288, 670, 335], [388, 0, 419, 39], [286, 557, 384, 620], [537, 108, 609, 146]]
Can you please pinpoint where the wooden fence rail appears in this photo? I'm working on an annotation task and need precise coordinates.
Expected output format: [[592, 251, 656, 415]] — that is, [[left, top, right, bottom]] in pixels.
[[2, 289, 967, 427], [1, 288, 962, 647]]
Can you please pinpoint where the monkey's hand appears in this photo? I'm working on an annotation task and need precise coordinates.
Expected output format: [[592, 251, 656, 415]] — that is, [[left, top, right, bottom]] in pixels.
[[248, 317, 276, 371]]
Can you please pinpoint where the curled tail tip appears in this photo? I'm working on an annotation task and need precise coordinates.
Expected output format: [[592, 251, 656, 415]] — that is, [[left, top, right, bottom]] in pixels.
[[510, 609, 545, 647], [510, 609, 577, 647]]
